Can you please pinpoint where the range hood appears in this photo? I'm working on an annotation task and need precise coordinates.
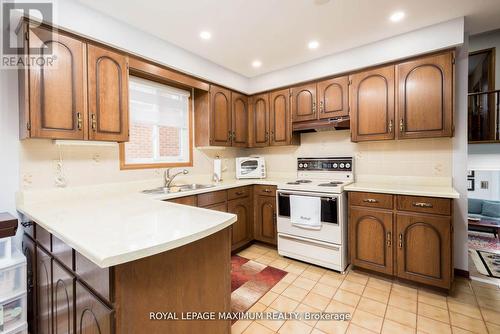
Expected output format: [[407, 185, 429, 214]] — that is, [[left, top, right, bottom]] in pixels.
[[292, 116, 350, 133]]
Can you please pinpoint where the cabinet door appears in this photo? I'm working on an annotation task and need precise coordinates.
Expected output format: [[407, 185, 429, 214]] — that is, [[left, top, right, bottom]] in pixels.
[[255, 195, 277, 245], [28, 26, 86, 140], [88, 44, 129, 142], [291, 83, 317, 122], [22, 236, 37, 334], [269, 89, 291, 146], [37, 247, 52, 334], [76, 281, 112, 334], [396, 213, 452, 289], [228, 197, 253, 250], [167, 195, 197, 206], [349, 207, 393, 275], [53, 260, 74, 334], [251, 93, 270, 147], [350, 65, 395, 142], [318, 76, 349, 119], [209, 85, 232, 146], [231, 92, 249, 147], [397, 52, 454, 139]]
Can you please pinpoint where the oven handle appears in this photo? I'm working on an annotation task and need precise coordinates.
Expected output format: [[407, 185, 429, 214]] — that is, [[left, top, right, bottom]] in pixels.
[[279, 233, 341, 251], [278, 191, 338, 201]]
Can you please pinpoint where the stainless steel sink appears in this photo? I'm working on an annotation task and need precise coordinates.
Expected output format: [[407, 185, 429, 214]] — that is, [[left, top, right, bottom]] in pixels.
[[141, 184, 215, 194]]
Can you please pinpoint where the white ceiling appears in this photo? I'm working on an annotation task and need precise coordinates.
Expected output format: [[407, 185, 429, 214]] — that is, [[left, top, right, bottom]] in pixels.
[[77, 0, 500, 78]]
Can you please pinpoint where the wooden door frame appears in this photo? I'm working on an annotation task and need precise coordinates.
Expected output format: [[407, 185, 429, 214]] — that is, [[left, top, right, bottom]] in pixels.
[[469, 47, 496, 91]]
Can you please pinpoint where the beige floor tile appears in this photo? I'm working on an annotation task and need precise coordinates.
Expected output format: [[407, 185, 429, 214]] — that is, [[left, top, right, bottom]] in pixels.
[[295, 303, 321, 327], [293, 276, 318, 291], [418, 302, 450, 323], [345, 272, 369, 285], [265, 249, 280, 258], [391, 284, 418, 300], [351, 309, 383, 333], [238, 250, 261, 260], [347, 323, 378, 333], [447, 300, 482, 319], [481, 307, 500, 325], [282, 273, 299, 284], [278, 320, 313, 334], [451, 326, 475, 334], [301, 270, 324, 281], [243, 321, 275, 334], [315, 319, 349, 334], [334, 289, 362, 307], [283, 285, 309, 302], [248, 302, 267, 313], [473, 286, 500, 300], [486, 322, 500, 334], [318, 273, 344, 288], [417, 315, 452, 334], [305, 265, 327, 275], [366, 277, 392, 292], [260, 291, 280, 306], [302, 292, 331, 311], [477, 295, 500, 310], [388, 294, 417, 313], [286, 263, 308, 275], [340, 280, 366, 295], [255, 255, 275, 265], [256, 307, 286, 331], [311, 282, 337, 299], [271, 280, 290, 294], [270, 258, 290, 270], [418, 290, 448, 309], [325, 300, 356, 316], [232, 320, 252, 334], [385, 305, 417, 328], [247, 244, 271, 253], [363, 286, 390, 304], [270, 295, 300, 313], [381, 319, 416, 334], [356, 297, 387, 317], [447, 291, 478, 306], [449, 312, 488, 334], [311, 329, 328, 334]]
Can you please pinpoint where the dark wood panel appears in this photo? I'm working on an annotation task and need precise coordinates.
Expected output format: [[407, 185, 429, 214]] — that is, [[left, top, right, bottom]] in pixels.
[[349, 192, 394, 210], [36, 225, 51, 252], [254, 195, 277, 245], [250, 93, 270, 147], [318, 76, 349, 119], [210, 85, 232, 146], [349, 207, 394, 275], [75, 281, 113, 334], [22, 235, 37, 334], [269, 89, 291, 146], [227, 186, 251, 201], [397, 195, 452, 216], [37, 247, 52, 334], [254, 185, 276, 197], [203, 202, 228, 212], [228, 197, 253, 250], [231, 92, 249, 147], [53, 260, 74, 334], [350, 65, 395, 142], [197, 190, 227, 207], [75, 251, 112, 303], [167, 195, 198, 206], [52, 235, 74, 270], [291, 83, 317, 122]]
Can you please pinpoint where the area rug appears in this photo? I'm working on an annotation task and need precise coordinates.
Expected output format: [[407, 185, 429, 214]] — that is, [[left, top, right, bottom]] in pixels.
[[231, 255, 287, 314], [468, 232, 500, 252], [477, 250, 500, 279]]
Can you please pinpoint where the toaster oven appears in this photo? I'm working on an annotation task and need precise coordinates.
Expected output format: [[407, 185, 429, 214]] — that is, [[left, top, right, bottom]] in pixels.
[[236, 157, 266, 179]]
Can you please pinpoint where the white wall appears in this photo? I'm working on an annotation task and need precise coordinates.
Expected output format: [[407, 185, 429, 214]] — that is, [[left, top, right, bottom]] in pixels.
[[468, 170, 500, 200]]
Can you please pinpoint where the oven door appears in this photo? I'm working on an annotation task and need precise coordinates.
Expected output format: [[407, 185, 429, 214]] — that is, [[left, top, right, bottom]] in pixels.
[[277, 190, 342, 244]]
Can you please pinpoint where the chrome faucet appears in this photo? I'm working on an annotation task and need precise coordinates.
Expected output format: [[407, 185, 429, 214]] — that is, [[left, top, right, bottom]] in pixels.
[[213, 172, 221, 184], [164, 169, 188, 188]]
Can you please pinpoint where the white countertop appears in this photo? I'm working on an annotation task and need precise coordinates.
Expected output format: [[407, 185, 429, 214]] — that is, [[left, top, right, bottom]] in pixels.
[[16, 178, 284, 268], [345, 182, 460, 198]]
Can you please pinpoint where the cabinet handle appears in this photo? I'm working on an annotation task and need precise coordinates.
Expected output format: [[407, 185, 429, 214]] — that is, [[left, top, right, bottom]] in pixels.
[[263, 189, 272, 193], [412, 202, 433, 208], [386, 232, 392, 247], [77, 112, 82, 130], [363, 198, 378, 203], [312, 102, 316, 113], [319, 100, 324, 113], [265, 132, 269, 141], [235, 191, 244, 196], [21, 221, 33, 228], [399, 233, 403, 248], [399, 119, 404, 132], [91, 114, 97, 131], [388, 119, 393, 133], [273, 212, 277, 224]]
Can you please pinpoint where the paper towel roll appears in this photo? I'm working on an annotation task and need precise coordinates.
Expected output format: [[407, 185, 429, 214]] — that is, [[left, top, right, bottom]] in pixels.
[[214, 157, 222, 182]]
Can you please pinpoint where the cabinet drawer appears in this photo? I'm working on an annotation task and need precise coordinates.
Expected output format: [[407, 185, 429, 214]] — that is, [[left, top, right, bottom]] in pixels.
[[36, 224, 51, 252], [203, 202, 227, 212], [228, 186, 250, 200], [397, 195, 451, 216], [167, 195, 197, 206], [75, 251, 112, 303], [254, 185, 276, 197], [52, 235, 74, 270], [349, 192, 393, 209], [197, 190, 227, 207]]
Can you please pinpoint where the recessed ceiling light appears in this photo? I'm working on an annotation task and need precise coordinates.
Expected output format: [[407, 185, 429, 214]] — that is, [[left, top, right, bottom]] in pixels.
[[252, 60, 262, 68], [199, 31, 211, 40], [308, 40, 319, 49], [389, 11, 405, 22]]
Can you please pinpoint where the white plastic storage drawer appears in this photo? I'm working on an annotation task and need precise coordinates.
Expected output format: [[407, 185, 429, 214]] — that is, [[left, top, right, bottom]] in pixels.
[[0, 238, 12, 260], [0, 292, 26, 333], [2, 322, 27, 334], [0, 252, 26, 301]]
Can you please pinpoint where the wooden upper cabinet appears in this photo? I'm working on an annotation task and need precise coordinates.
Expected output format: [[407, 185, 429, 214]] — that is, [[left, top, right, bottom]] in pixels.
[[87, 44, 129, 142], [250, 93, 270, 147], [27, 27, 86, 139], [269, 89, 291, 146], [231, 92, 248, 147], [397, 52, 454, 139], [318, 76, 349, 119], [210, 85, 232, 146], [291, 83, 317, 122], [396, 213, 452, 289], [350, 65, 395, 142]]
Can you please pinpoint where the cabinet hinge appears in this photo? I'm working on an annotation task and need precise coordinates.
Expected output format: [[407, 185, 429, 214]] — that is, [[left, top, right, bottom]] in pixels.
[[348, 79, 352, 85], [26, 122, 31, 131], [452, 57, 455, 65], [24, 31, 29, 41]]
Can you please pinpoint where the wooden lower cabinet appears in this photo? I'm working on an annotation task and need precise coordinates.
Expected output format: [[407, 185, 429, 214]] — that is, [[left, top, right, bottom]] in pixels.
[[254, 193, 277, 245], [22, 235, 37, 334], [167, 195, 198, 206], [76, 281, 113, 334], [228, 197, 253, 250], [53, 260, 74, 334], [396, 213, 452, 289], [37, 247, 52, 334], [349, 207, 393, 275]]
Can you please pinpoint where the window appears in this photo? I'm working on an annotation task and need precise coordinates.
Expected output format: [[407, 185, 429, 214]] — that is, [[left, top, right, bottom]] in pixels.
[[120, 76, 192, 169]]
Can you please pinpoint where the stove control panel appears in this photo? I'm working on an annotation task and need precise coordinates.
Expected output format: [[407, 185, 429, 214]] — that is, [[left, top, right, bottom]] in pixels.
[[297, 157, 353, 172]]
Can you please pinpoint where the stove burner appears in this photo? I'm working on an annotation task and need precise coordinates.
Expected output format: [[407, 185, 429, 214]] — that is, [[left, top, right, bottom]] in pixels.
[[318, 181, 344, 187], [286, 179, 312, 185]]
